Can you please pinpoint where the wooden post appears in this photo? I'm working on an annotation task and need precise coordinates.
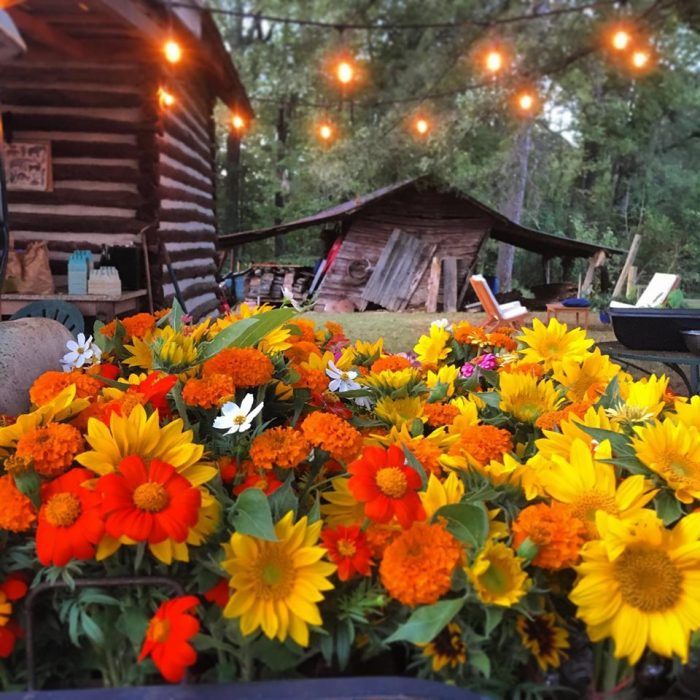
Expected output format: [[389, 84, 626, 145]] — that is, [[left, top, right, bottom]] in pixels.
[[581, 250, 606, 295], [612, 234, 642, 298], [443, 257, 458, 312], [626, 265, 637, 300], [425, 256, 441, 313]]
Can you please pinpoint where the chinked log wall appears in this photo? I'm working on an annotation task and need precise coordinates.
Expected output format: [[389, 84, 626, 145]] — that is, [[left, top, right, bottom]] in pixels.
[[1, 61, 162, 299], [315, 188, 490, 310]]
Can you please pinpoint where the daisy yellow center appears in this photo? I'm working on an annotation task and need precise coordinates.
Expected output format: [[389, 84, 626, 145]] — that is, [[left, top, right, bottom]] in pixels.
[[340, 372, 350, 381], [375, 467, 408, 498], [614, 547, 683, 612], [45, 493, 81, 527], [149, 618, 171, 643], [133, 482, 169, 512], [337, 538, 357, 557], [234, 415, 247, 425]]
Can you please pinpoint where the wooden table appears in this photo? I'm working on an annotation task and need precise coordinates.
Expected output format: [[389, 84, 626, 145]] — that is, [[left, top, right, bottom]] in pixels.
[[0, 290, 147, 322], [597, 341, 700, 395], [546, 302, 590, 329]]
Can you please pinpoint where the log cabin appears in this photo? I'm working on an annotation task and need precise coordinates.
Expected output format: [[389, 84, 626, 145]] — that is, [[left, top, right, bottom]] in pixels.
[[219, 178, 621, 312], [0, 0, 251, 320]]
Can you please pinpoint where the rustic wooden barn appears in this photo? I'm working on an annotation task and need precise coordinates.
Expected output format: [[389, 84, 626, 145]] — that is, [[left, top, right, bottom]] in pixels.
[[219, 179, 620, 312], [0, 0, 251, 320]]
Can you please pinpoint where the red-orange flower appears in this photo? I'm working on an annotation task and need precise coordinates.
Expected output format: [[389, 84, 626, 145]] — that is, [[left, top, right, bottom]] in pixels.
[[535, 401, 590, 431], [16, 422, 84, 478], [128, 373, 177, 415], [0, 475, 36, 532], [139, 595, 199, 682], [301, 412, 363, 465], [203, 579, 230, 608], [321, 524, 373, 581], [97, 456, 201, 544], [348, 445, 425, 529], [36, 468, 104, 567], [0, 574, 28, 658], [202, 347, 273, 387], [512, 502, 585, 571], [29, 370, 102, 406], [232, 471, 283, 496], [249, 426, 311, 470]]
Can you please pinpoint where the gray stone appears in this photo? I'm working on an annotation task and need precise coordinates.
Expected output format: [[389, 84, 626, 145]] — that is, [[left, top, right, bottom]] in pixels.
[[0, 318, 73, 415]]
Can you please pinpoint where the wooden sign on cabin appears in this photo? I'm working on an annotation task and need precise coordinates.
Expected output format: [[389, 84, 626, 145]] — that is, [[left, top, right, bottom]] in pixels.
[[5, 140, 52, 192]]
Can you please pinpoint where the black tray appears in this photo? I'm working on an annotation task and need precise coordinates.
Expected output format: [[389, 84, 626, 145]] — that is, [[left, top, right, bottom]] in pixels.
[[610, 308, 700, 351]]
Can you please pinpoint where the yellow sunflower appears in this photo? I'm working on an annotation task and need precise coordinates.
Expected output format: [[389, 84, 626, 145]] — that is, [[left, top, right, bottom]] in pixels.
[[570, 511, 700, 663], [466, 541, 529, 607], [361, 367, 423, 396], [518, 318, 593, 370], [374, 396, 425, 428], [516, 613, 569, 671], [320, 477, 367, 527], [540, 438, 656, 538], [609, 375, 668, 425], [552, 348, 620, 402], [426, 365, 460, 398], [414, 324, 451, 368], [499, 373, 563, 424], [673, 395, 700, 428], [632, 418, 700, 503], [420, 472, 465, 518], [222, 511, 336, 647], [76, 405, 215, 485]]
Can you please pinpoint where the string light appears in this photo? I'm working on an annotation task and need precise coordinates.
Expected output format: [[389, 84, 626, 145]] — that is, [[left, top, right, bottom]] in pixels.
[[336, 60, 355, 85], [414, 117, 430, 135], [484, 49, 505, 74], [611, 29, 631, 51], [158, 86, 176, 109], [317, 121, 336, 143], [630, 49, 650, 69], [513, 88, 539, 116], [163, 39, 182, 64], [231, 113, 246, 132]]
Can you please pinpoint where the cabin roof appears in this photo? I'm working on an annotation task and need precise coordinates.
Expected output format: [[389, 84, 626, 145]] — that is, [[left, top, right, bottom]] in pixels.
[[219, 178, 622, 259]]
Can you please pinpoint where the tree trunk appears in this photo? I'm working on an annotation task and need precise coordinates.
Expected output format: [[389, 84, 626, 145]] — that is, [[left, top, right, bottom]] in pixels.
[[496, 124, 533, 291], [274, 105, 289, 257]]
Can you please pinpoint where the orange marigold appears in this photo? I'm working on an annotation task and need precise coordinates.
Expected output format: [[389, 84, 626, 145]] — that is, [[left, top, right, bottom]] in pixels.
[[249, 426, 311, 470], [512, 502, 585, 570], [501, 362, 545, 378], [100, 312, 159, 340], [325, 321, 345, 337], [202, 347, 273, 387], [423, 402, 460, 428], [16, 422, 84, 478], [182, 374, 235, 409], [380, 521, 463, 607], [405, 438, 443, 475], [29, 370, 102, 406], [285, 341, 321, 364], [286, 318, 317, 344], [487, 332, 518, 352], [448, 424, 513, 467], [301, 412, 363, 465], [535, 402, 591, 431], [453, 323, 488, 346], [0, 475, 36, 532], [365, 523, 401, 559], [370, 355, 412, 373], [294, 366, 329, 395]]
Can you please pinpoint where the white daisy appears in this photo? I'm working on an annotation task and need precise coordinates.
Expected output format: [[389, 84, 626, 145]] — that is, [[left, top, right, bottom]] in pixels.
[[282, 286, 304, 312], [213, 394, 264, 435], [61, 333, 101, 370], [326, 360, 361, 393], [431, 318, 452, 331]]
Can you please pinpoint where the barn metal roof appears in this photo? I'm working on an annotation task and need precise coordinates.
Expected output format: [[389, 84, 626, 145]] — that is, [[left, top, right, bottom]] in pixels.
[[219, 178, 623, 258]]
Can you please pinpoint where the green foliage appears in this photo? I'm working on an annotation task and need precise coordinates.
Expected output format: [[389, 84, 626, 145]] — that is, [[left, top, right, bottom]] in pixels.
[[385, 597, 466, 644], [230, 488, 278, 541]]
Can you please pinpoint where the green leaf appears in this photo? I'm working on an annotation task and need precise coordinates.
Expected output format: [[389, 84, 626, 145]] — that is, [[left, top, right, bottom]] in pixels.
[[167, 299, 185, 331], [578, 425, 634, 458], [232, 488, 278, 541], [402, 444, 427, 488], [385, 597, 465, 645], [433, 502, 489, 550], [484, 606, 504, 635], [116, 607, 150, 647], [473, 391, 500, 409], [470, 649, 492, 678], [251, 636, 303, 671], [197, 317, 259, 362], [14, 469, 41, 510], [655, 490, 684, 525], [80, 611, 105, 646]]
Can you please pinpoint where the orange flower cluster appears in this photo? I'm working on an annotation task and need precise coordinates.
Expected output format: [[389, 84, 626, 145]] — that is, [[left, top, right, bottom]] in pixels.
[[535, 401, 591, 431], [406, 438, 443, 475], [0, 475, 36, 532], [202, 347, 273, 387], [501, 362, 545, 378], [16, 422, 84, 477], [285, 341, 321, 364], [449, 424, 513, 467], [380, 521, 463, 607], [29, 370, 102, 406], [487, 332, 518, 352], [287, 318, 317, 344], [423, 402, 460, 427], [512, 502, 585, 570], [452, 323, 488, 346], [182, 374, 235, 409], [100, 311, 164, 341], [249, 426, 311, 470], [301, 412, 363, 465], [365, 523, 401, 559], [371, 355, 412, 373], [294, 366, 329, 395]]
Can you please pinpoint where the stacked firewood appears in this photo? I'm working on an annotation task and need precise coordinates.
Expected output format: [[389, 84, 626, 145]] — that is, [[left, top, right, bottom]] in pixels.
[[244, 264, 314, 305]]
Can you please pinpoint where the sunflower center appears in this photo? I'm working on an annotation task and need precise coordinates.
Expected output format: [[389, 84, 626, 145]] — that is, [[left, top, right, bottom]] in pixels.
[[337, 538, 357, 557], [479, 560, 511, 594], [570, 490, 619, 525], [658, 451, 700, 483], [257, 548, 295, 600], [149, 618, 171, 643], [615, 547, 683, 612], [133, 482, 169, 512], [375, 467, 408, 498], [45, 492, 81, 527]]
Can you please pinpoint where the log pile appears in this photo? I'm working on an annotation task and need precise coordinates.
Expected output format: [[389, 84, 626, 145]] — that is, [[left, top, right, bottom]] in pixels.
[[244, 263, 314, 305]]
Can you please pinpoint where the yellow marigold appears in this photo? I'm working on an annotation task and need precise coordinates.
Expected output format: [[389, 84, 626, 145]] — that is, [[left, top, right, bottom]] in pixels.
[[423, 402, 460, 428], [202, 347, 273, 387], [100, 311, 160, 340], [182, 374, 235, 409], [301, 412, 363, 464], [0, 474, 36, 532], [380, 521, 463, 607], [448, 424, 513, 468], [249, 426, 311, 470], [512, 502, 585, 570], [370, 355, 412, 373], [535, 401, 591, 431], [29, 371, 102, 407], [16, 422, 84, 478]]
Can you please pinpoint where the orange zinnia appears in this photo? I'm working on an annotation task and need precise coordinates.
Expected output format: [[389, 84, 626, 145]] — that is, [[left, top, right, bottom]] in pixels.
[[249, 426, 311, 470], [380, 521, 463, 607], [36, 468, 104, 567], [202, 347, 273, 387], [97, 456, 201, 545], [182, 374, 235, 409], [16, 422, 84, 478], [321, 524, 373, 581], [512, 502, 585, 571], [0, 574, 28, 658], [347, 444, 425, 529], [139, 595, 199, 682], [0, 475, 36, 532], [301, 412, 363, 465], [29, 370, 102, 406]]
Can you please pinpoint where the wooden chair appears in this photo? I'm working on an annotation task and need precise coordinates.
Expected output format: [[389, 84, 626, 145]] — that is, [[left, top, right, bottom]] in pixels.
[[469, 274, 529, 331], [10, 300, 84, 337], [610, 273, 681, 309]]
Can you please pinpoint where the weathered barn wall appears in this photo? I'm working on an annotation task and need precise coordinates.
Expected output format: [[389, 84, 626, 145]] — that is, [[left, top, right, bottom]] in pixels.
[[315, 187, 490, 310]]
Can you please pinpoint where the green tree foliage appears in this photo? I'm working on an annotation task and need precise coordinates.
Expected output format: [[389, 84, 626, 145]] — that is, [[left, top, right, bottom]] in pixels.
[[213, 1, 700, 290]]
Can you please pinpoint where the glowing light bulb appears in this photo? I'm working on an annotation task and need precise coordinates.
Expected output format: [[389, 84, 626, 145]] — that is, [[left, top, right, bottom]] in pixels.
[[318, 123, 334, 141], [164, 40, 182, 64], [158, 87, 175, 108], [485, 50, 504, 74], [631, 49, 650, 69], [518, 93, 534, 111], [611, 30, 631, 51], [336, 61, 354, 84], [414, 118, 429, 135], [231, 113, 245, 131]]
